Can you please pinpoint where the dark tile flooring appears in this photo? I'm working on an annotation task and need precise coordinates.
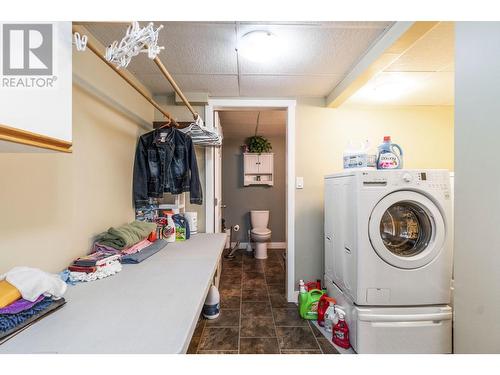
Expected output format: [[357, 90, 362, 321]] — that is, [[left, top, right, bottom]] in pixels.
[[187, 249, 339, 354]]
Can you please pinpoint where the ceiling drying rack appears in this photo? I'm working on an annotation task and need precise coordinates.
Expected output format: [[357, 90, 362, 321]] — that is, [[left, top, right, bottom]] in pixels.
[[73, 22, 222, 146]]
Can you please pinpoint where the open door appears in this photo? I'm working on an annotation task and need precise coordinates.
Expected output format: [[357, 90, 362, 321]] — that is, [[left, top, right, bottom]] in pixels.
[[213, 111, 223, 233]]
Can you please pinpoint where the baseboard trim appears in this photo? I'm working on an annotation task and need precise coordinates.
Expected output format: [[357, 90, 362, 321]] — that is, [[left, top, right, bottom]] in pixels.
[[289, 290, 299, 304], [231, 242, 287, 250]]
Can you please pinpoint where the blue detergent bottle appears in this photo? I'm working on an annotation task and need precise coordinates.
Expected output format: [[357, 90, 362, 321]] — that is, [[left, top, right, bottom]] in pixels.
[[377, 136, 403, 169]]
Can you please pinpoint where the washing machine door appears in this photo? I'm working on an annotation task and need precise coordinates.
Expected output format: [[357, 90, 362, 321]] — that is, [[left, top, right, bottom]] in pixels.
[[368, 191, 446, 269]]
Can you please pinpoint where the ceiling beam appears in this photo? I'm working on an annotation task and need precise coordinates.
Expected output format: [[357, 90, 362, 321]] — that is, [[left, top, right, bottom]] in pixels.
[[326, 21, 439, 108]]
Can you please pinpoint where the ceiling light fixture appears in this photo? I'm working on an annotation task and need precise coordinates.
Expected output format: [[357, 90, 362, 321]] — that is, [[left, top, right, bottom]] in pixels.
[[351, 73, 421, 103], [237, 30, 280, 63]]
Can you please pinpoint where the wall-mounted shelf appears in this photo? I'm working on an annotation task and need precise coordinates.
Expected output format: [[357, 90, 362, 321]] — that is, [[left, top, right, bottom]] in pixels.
[[243, 153, 274, 186]]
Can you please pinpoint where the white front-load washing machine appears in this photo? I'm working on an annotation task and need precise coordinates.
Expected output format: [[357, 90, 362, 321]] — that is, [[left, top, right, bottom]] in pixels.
[[324, 169, 453, 306]]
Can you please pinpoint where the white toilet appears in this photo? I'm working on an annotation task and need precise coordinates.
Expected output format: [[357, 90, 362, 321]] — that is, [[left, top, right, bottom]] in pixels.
[[250, 210, 272, 259]]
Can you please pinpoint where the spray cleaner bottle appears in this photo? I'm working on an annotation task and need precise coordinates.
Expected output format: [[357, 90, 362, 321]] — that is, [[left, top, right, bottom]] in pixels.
[[164, 214, 176, 242], [332, 310, 350, 349], [323, 299, 337, 332]]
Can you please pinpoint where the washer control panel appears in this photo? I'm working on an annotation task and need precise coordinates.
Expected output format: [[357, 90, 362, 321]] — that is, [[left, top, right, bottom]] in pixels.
[[361, 170, 450, 191]]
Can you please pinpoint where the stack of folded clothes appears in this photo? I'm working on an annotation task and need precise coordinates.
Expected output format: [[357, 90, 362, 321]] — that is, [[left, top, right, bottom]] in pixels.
[[94, 221, 157, 251], [68, 252, 122, 283], [91, 220, 168, 264], [67, 221, 166, 282], [0, 267, 67, 343]]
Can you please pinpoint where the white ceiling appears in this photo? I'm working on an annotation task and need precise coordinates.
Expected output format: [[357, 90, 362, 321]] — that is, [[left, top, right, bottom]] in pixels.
[[346, 22, 454, 106], [84, 21, 392, 98], [218, 110, 286, 139]]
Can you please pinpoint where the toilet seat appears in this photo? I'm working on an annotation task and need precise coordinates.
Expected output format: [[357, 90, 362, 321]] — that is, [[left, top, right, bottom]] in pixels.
[[251, 228, 271, 236]]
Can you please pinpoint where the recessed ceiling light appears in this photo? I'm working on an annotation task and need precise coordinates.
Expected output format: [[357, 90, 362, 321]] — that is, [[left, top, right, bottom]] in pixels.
[[237, 30, 280, 63]]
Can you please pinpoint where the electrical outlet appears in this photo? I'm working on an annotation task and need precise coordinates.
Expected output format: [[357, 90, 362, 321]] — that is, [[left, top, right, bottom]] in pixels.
[[296, 177, 304, 189]]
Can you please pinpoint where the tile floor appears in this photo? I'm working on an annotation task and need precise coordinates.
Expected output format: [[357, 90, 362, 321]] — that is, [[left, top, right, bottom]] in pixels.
[[187, 248, 339, 354]]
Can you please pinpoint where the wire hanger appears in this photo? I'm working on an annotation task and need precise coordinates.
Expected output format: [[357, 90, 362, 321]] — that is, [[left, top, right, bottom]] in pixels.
[[179, 114, 222, 146]]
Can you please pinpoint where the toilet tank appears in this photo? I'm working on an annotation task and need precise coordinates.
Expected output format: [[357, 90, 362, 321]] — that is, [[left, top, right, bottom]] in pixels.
[[250, 210, 269, 228]]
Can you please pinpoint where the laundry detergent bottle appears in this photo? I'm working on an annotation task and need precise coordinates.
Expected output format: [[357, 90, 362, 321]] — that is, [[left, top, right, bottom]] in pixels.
[[377, 136, 403, 169], [317, 294, 330, 327], [299, 289, 325, 320]]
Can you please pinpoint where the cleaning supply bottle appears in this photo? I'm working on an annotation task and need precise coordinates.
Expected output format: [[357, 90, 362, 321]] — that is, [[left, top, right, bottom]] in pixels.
[[323, 300, 337, 332], [304, 280, 321, 291], [202, 285, 220, 320], [299, 289, 325, 320], [377, 136, 403, 169], [332, 311, 350, 349], [317, 294, 330, 327], [298, 279, 307, 305], [317, 296, 336, 327], [164, 214, 176, 243]]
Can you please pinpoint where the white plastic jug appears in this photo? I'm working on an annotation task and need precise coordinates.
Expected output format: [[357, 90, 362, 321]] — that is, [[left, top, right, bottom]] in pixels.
[[343, 140, 376, 169], [203, 285, 220, 319]]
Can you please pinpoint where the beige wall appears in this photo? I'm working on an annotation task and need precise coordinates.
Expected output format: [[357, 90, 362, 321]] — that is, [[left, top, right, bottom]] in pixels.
[[0, 46, 154, 274], [222, 136, 286, 243], [294, 98, 454, 285]]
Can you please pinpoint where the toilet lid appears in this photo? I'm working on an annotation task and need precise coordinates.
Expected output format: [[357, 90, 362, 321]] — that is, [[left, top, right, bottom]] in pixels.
[[251, 228, 271, 236]]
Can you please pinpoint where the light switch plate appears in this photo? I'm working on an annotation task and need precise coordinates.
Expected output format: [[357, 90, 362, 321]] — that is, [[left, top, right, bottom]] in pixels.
[[296, 177, 304, 189]]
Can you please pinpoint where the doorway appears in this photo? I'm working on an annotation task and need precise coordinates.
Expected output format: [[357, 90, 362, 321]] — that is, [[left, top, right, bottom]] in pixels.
[[204, 99, 296, 302]]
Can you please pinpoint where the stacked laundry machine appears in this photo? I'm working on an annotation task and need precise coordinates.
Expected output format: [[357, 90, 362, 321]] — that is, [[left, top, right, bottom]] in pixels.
[[324, 169, 453, 353]]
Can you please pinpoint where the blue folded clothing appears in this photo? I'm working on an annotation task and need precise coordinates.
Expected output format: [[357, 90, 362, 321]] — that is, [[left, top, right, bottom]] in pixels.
[[0, 297, 54, 333], [121, 239, 168, 264]]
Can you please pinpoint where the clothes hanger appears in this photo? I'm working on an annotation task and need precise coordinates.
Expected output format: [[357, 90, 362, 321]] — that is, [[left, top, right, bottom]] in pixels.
[[157, 117, 179, 129]]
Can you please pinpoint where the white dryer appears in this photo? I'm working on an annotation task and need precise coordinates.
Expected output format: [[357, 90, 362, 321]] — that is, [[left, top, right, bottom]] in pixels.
[[324, 169, 453, 306]]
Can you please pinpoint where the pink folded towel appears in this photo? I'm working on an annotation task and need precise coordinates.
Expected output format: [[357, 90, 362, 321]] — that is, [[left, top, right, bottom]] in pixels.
[[120, 238, 153, 255]]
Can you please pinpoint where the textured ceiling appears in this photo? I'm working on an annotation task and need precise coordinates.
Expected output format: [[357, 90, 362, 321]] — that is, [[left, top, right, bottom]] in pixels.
[[218, 110, 286, 139], [347, 22, 454, 106], [83, 21, 392, 98]]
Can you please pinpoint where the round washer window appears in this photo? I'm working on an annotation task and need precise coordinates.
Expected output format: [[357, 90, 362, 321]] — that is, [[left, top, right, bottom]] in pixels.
[[379, 202, 433, 257]]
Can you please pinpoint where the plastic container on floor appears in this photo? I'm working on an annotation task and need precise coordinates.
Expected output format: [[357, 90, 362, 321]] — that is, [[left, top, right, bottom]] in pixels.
[[317, 295, 336, 327], [332, 311, 350, 349], [299, 285, 325, 320], [202, 285, 220, 320]]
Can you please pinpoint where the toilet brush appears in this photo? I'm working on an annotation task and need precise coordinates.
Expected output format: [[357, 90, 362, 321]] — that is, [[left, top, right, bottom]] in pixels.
[[246, 229, 253, 252], [224, 225, 240, 259]]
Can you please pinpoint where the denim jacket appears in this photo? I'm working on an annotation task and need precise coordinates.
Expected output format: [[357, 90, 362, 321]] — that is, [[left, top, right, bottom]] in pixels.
[[133, 127, 202, 207]]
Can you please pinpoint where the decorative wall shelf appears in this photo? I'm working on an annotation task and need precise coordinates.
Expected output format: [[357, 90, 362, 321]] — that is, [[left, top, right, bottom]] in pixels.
[[243, 152, 274, 186]]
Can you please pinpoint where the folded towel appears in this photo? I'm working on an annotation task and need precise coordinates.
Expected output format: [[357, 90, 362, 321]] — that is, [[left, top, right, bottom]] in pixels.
[[120, 238, 153, 255], [121, 240, 168, 264], [0, 295, 45, 315], [68, 260, 122, 283], [0, 298, 66, 343], [95, 221, 157, 250], [0, 297, 53, 332], [0, 267, 67, 302], [0, 281, 21, 309]]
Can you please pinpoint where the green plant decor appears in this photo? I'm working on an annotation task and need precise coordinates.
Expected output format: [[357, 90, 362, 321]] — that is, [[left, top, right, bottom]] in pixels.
[[246, 136, 272, 154]]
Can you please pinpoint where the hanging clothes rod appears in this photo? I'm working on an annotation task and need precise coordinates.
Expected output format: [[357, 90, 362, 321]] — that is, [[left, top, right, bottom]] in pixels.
[[72, 25, 178, 126]]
